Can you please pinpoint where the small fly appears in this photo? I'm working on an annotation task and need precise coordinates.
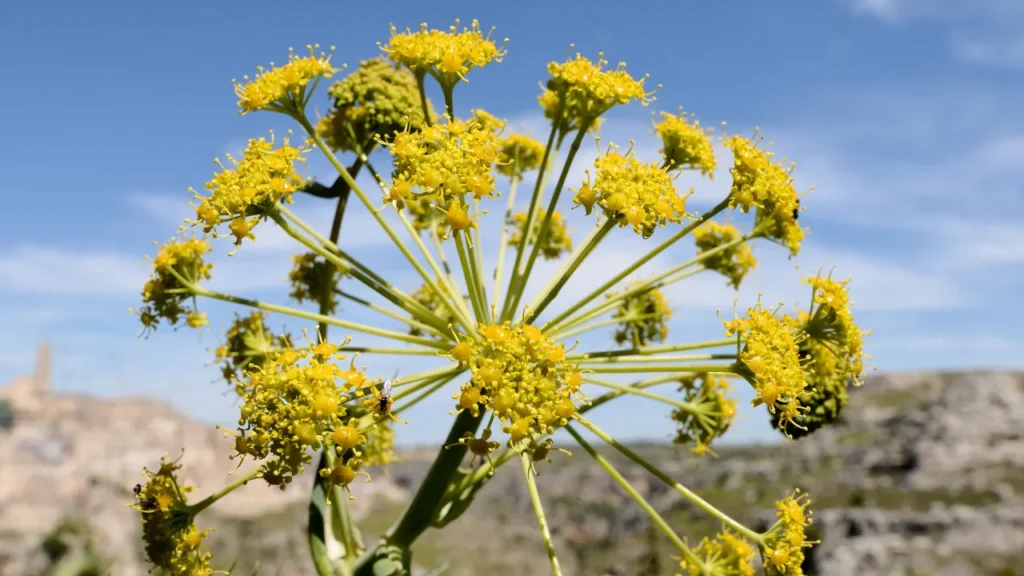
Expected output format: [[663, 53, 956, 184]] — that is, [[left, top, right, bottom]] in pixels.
[[374, 370, 399, 418]]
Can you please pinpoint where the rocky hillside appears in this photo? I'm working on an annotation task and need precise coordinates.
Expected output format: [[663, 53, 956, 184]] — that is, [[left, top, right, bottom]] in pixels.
[[2, 371, 1023, 576]]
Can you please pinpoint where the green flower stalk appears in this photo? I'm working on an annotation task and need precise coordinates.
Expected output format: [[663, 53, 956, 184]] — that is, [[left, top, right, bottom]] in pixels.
[[132, 17, 870, 576]]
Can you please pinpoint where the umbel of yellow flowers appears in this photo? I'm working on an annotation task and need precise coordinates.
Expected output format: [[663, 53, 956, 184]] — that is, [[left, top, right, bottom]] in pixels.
[[130, 18, 868, 576]]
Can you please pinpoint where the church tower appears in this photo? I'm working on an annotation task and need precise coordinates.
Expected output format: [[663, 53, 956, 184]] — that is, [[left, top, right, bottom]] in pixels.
[[34, 340, 51, 394]]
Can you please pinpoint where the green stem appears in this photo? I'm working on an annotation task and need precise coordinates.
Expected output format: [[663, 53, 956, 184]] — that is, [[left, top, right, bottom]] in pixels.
[[520, 453, 563, 576], [580, 375, 682, 414], [506, 122, 592, 321], [578, 353, 737, 365], [574, 416, 764, 545], [492, 177, 519, 310], [526, 217, 615, 324], [342, 347, 439, 356], [583, 364, 737, 374], [581, 376, 703, 414], [336, 290, 444, 338], [189, 464, 265, 516], [429, 219, 475, 324], [564, 425, 699, 564], [416, 71, 433, 127], [542, 197, 731, 332], [472, 197, 489, 320], [568, 339, 736, 360], [548, 312, 661, 342], [394, 371, 463, 415], [454, 230, 487, 324]]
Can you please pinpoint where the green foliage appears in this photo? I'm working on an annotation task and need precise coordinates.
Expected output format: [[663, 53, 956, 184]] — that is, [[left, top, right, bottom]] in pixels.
[[0, 399, 14, 430]]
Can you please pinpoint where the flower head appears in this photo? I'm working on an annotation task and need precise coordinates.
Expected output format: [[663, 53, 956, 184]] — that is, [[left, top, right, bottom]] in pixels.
[[609, 281, 672, 347], [509, 210, 573, 260], [693, 222, 757, 289], [214, 312, 293, 391], [680, 530, 756, 576], [233, 45, 339, 114], [546, 53, 653, 125], [131, 455, 214, 575], [538, 87, 604, 141], [724, 300, 810, 431], [188, 133, 309, 250], [382, 116, 504, 230], [380, 19, 507, 87], [497, 133, 547, 179], [317, 57, 435, 153], [137, 237, 213, 333], [228, 335, 370, 488], [288, 252, 344, 315], [574, 145, 691, 238], [654, 110, 716, 176], [408, 283, 456, 338], [763, 490, 816, 576], [672, 374, 737, 456], [724, 134, 803, 256], [454, 322, 584, 447]]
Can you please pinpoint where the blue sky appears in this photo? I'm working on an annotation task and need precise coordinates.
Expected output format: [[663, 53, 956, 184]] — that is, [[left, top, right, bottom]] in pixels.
[[1, 0, 1022, 448]]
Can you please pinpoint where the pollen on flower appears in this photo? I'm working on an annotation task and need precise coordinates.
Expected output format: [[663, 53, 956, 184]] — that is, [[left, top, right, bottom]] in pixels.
[[682, 530, 756, 576], [672, 374, 737, 455], [762, 490, 816, 576], [453, 322, 585, 447], [380, 19, 507, 86], [724, 133, 803, 256], [693, 222, 757, 289], [228, 333, 368, 488], [382, 116, 504, 232], [509, 210, 573, 260], [574, 145, 691, 238], [288, 252, 344, 315], [317, 57, 435, 153], [137, 236, 213, 334], [497, 133, 546, 180], [187, 133, 309, 250], [608, 281, 672, 347], [654, 110, 717, 177], [214, 311, 293, 391], [131, 455, 215, 575], [233, 44, 339, 114], [724, 300, 810, 432], [471, 108, 506, 134], [546, 53, 654, 124]]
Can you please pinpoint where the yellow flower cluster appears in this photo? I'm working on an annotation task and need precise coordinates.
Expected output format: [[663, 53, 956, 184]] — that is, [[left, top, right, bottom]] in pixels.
[[654, 111, 717, 176], [680, 530, 755, 576], [288, 252, 342, 315], [471, 108, 506, 133], [538, 88, 603, 140], [228, 338, 371, 488], [724, 135, 803, 256], [693, 222, 757, 289], [233, 45, 339, 114], [138, 237, 213, 333], [131, 456, 214, 576], [764, 491, 815, 576], [453, 323, 583, 446], [383, 116, 504, 231], [380, 20, 507, 85], [214, 312, 293, 392], [724, 301, 809, 430], [672, 374, 738, 456], [546, 53, 653, 125], [317, 57, 435, 153], [408, 282, 455, 338], [509, 210, 573, 260], [609, 281, 672, 347], [189, 134, 308, 250], [574, 148, 691, 238], [497, 133, 546, 179]]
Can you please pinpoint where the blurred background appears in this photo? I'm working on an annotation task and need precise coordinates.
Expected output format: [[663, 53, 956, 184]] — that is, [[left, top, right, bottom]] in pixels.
[[1, 1, 1022, 575]]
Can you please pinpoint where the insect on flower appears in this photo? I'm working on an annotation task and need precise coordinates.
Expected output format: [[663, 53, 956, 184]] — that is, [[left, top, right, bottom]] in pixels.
[[379, 378, 393, 414]]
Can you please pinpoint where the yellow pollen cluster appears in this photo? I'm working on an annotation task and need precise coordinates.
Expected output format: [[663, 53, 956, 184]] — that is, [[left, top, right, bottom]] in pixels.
[[538, 88, 604, 141], [470, 108, 506, 134], [654, 111, 717, 176], [138, 237, 213, 333], [380, 19, 507, 84], [693, 222, 757, 289], [672, 374, 737, 456], [383, 116, 504, 231], [288, 252, 343, 315], [214, 312, 293, 391], [131, 456, 214, 576], [724, 301, 809, 430], [509, 211, 573, 260], [609, 281, 672, 347], [681, 530, 756, 576], [724, 135, 803, 256], [228, 337, 370, 488], [454, 323, 584, 446], [546, 53, 653, 123], [497, 133, 546, 179], [803, 273, 865, 381], [233, 45, 339, 114], [189, 133, 308, 250], [575, 148, 690, 239], [764, 491, 815, 575]]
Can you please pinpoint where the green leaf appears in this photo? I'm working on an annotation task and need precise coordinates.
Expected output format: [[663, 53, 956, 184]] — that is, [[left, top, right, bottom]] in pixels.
[[308, 451, 338, 576]]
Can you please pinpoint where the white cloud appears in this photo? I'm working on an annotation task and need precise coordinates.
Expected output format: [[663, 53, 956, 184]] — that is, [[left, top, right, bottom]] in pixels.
[[0, 246, 147, 295]]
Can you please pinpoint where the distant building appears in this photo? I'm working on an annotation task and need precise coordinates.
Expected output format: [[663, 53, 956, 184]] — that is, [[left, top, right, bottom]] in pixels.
[[0, 341, 51, 415]]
